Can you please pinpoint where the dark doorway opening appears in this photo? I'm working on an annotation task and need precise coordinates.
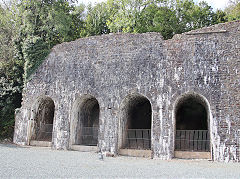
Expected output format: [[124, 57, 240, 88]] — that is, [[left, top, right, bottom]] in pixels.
[[175, 96, 210, 152], [122, 95, 152, 150], [75, 97, 100, 146], [32, 97, 54, 142]]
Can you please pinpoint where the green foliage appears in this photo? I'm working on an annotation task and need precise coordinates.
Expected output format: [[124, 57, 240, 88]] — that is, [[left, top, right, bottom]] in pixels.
[[225, 0, 240, 21], [0, 82, 21, 139], [135, 3, 181, 39], [0, 57, 23, 140], [152, 7, 180, 39], [23, 36, 50, 80], [104, 0, 224, 39], [173, 0, 219, 32], [15, 0, 85, 80], [106, 0, 145, 33], [213, 10, 228, 23], [0, 0, 84, 139], [0, 2, 23, 139], [82, 2, 110, 37], [70, 4, 86, 39]]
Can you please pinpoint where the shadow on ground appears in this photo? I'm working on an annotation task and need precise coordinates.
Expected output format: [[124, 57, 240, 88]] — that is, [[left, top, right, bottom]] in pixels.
[[0, 142, 23, 149]]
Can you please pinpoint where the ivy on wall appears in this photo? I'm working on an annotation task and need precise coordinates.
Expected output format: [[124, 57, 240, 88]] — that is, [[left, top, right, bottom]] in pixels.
[[23, 36, 50, 81]]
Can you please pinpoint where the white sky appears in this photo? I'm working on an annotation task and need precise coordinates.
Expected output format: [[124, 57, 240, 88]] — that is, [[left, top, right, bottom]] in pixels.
[[79, 0, 230, 10], [196, 0, 229, 10]]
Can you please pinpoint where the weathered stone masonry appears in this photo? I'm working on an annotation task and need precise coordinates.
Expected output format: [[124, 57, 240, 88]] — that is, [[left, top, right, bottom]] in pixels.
[[14, 21, 240, 162]]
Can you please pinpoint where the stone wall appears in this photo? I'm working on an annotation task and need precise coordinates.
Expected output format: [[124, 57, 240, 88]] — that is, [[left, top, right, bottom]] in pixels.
[[14, 20, 240, 162]]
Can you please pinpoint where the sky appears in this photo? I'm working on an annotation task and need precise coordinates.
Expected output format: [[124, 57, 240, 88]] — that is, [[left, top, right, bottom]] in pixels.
[[79, 0, 230, 10], [194, 0, 229, 10]]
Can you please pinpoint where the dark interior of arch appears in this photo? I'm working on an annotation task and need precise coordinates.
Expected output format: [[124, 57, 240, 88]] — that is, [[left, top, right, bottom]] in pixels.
[[76, 97, 100, 146], [123, 95, 152, 149], [175, 96, 210, 152], [127, 96, 152, 129], [34, 98, 55, 141], [176, 97, 208, 130]]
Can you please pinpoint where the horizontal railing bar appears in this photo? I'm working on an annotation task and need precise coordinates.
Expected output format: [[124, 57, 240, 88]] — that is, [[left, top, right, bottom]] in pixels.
[[175, 139, 209, 141], [176, 130, 208, 131], [175, 148, 210, 150], [81, 127, 99, 129], [126, 138, 151, 140], [127, 129, 151, 131], [38, 132, 52, 133]]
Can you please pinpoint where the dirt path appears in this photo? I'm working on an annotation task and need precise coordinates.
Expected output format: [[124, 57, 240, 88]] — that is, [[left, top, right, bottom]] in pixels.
[[0, 144, 239, 178]]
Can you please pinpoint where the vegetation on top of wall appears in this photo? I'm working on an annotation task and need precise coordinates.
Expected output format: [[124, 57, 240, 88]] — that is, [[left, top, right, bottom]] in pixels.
[[23, 36, 50, 80], [0, 0, 239, 140]]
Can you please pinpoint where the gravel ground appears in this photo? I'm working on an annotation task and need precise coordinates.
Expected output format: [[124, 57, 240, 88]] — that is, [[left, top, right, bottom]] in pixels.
[[0, 143, 239, 178]]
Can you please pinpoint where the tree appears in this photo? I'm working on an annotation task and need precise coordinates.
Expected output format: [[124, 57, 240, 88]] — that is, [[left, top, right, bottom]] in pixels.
[[15, 0, 85, 80], [174, 0, 218, 31], [152, 6, 180, 39], [0, 2, 23, 139], [105, 0, 222, 39], [106, 0, 146, 33], [213, 9, 228, 23], [135, 3, 159, 33], [225, 0, 240, 21], [0, 0, 85, 139], [70, 4, 86, 39], [82, 2, 110, 37]]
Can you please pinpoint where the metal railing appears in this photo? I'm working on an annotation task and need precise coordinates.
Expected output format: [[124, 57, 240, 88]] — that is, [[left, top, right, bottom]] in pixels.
[[80, 127, 99, 146], [124, 129, 151, 150], [36, 124, 53, 141], [175, 130, 210, 152]]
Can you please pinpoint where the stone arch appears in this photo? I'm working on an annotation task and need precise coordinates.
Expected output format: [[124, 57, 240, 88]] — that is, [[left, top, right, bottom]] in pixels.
[[118, 93, 152, 152], [173, 92, 212, 159], [70, 94, 100, 148], [30, 96, 55, 143]]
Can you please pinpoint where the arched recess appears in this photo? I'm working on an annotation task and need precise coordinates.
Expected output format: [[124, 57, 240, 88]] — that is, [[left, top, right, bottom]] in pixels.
[[30, 96, 55, 142], [70, 94, 100, 148], [118, 94, 152, 152], [173, 93, 212, 159]]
